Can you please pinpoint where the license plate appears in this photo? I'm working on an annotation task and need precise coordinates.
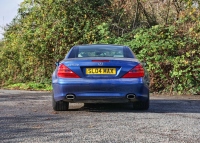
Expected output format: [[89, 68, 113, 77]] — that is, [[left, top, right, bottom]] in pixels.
[[86, 68, 116, 74]]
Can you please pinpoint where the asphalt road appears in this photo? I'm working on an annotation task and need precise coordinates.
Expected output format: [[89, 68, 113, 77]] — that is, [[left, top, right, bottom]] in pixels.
[[0, 89, 200, 143]]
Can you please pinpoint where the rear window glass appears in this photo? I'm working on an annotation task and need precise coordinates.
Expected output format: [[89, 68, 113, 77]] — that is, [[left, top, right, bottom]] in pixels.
[[67, 45, 134, 58], [78, 46, 124, 57]]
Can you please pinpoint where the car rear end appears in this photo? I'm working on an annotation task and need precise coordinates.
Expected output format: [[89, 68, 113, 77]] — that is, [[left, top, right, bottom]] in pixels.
[[52, 45, 149, 110]]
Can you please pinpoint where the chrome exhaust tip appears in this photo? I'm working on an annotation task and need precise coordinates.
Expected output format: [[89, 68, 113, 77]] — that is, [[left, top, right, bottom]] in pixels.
[[66, 94, 75, 100], [127, 94, 135, 99]]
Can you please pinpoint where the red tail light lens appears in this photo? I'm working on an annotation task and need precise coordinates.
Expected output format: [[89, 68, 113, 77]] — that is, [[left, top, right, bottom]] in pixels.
[[57, 64, 80, 78], [122, 64, 144, 78]]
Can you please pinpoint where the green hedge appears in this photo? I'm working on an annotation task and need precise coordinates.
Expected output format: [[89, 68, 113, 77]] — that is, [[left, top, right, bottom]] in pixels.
[[112, 24, 200, 94], [1, 0, 199, 94]]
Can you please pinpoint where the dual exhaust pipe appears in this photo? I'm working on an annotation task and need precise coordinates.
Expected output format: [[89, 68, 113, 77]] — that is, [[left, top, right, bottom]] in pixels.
[[66, 94, 135, 100], [127, 94, 135, 100], [66, 94, 75, 100]]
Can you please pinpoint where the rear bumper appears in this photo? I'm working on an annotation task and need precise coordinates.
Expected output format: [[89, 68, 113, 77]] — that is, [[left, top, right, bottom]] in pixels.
[[52, 78, 149, 103]]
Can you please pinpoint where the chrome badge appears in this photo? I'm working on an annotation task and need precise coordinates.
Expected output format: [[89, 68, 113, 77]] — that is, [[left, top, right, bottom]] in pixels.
[[98, 62, 103, 66]]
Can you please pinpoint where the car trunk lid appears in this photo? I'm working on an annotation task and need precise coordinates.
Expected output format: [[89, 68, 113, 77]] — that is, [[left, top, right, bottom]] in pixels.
[[60, 58, 140, 79]]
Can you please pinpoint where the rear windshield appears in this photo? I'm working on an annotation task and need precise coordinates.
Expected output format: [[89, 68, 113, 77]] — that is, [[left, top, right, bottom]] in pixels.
[[67, 45, 134, 58]]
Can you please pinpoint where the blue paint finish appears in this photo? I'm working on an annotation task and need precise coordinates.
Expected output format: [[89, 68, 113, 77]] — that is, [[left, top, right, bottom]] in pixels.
[[52, 44, 149, 103]]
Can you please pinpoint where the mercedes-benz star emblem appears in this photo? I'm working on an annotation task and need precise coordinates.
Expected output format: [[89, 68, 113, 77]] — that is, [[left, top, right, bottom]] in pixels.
[[98, 62, 103, 66]]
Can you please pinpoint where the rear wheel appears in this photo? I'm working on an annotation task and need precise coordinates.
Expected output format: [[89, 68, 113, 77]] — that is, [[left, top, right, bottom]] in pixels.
[[133, 98, 149, 110], [84, 103, 97, 108], [84, 103, 91, 107], [52, 94, 69, 111]]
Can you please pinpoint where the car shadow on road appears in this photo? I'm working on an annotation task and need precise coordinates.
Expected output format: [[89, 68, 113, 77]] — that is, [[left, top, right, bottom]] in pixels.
[[1, 91, 200, 113], [148, 99, 200, 113], [72, 99, 200, 113]]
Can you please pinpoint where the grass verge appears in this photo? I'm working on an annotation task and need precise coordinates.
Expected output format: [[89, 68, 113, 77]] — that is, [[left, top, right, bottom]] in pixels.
[[2, 82, 52, 91]]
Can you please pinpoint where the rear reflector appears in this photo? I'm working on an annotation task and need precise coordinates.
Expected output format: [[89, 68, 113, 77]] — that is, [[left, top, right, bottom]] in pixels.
[[92, 60, 110, 62], [122, 64, 144, 78], [57, 64, 80, 78]]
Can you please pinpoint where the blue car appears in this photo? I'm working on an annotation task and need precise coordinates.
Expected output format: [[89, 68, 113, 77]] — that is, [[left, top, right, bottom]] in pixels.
[[52, 44, 149, 111]]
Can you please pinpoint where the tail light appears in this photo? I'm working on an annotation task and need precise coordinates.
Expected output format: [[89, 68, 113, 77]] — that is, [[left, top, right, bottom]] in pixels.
[[57, 64, 80, 78], [122, 64, 144, 78]]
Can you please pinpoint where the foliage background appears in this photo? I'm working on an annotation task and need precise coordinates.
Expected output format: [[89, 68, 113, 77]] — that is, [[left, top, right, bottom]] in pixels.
[[0, 0, 199, 94]]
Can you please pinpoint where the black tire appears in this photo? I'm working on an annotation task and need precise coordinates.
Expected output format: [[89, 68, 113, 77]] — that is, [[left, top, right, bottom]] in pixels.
[[52, 94, 69, 111], [84, 103, 95, 108], [84, 103, 91, 107], [133, 99, 149, 110]]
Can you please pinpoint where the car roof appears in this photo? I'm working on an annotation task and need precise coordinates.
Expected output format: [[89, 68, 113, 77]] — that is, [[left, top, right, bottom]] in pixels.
[[74, 44, 125, 48]]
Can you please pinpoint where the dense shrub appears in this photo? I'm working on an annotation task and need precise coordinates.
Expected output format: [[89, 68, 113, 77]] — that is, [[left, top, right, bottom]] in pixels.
[[0, 0, 112, 85], [119, 23, 200, 94], [0, 0, 199, 94]]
